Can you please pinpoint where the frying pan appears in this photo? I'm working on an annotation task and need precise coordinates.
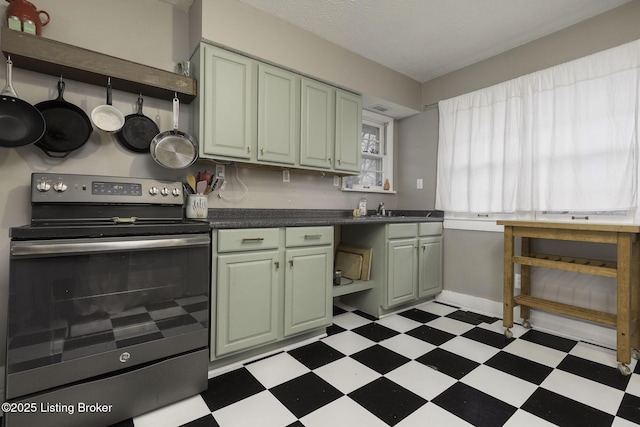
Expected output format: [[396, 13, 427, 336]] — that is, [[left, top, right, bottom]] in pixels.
[[0, 57, 46, 148], [91, 77, 125, 133], [35, 79, 93, 158], [116, 94, 159, 153], [150, 95, 198, 169]]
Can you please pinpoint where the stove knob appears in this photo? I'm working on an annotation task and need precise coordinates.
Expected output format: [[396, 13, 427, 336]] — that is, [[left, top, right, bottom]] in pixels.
[[172, 187, 181, 197], [160, 187, 169, 196], [36, 180, 51, 192], [149, 186, 158, 196], [53, 182, 68, 192]]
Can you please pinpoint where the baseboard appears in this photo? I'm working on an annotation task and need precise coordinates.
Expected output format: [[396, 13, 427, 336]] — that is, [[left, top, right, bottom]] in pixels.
[[436, 290, 616, 349]]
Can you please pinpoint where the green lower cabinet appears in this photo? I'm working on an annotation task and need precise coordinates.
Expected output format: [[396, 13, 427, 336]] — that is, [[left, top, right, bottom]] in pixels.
[[284, 246, 333, 337], [216, 250, 280, 356], [418, 237, 443, 298], [387, 238, 418, 307]]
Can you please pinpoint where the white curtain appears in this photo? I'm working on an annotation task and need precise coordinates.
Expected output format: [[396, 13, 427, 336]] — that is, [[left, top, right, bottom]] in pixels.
[[436, 39, 640, 214]]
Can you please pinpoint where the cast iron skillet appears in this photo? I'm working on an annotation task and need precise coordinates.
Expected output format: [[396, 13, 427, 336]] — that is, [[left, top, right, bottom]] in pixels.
[[35, 79, 93, 158], [116, 94, 159, 153], [0, 57, 46, 148]]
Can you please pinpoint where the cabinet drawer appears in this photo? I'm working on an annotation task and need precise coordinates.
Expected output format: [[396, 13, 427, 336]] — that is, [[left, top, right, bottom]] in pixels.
[[286, 226, 333, 247], [387, 223, 418, 239], [217, 228, 279, 252], [419, 222, 443, 236]]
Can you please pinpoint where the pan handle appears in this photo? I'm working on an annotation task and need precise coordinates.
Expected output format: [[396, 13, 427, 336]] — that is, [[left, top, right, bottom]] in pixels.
[[172, 93, 179, 131], [137, 94, 144, 114], [107, 77, 113, 106], [1, 57, 18, 98], [56, 79, 66, 101]]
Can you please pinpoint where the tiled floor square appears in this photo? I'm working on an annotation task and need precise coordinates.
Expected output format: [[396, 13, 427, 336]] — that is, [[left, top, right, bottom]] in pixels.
[[133, 395, 212, 427], [484, 350, 553, 385], [288, 340, 345, 369], [519, 329, 578, 352], [416, 347, 479, 380], [201, 368, 265, 412], [405, 324, 455, 346], [269, 372, 343, 418], [379, 333, 436, 360], [521, 387, 614, 427], [616, 393, 640, 425], [425, 315, 476, 336], [439, 335, 500, 363], [321, 330, 375, 355], [348, 377, 427, 426], [462, 326, 514, 349], [431, 382, 517, 427], [325, 323, 346, 336], [416, 300, 459, 316], [541, 369, 625, 414], [397, 307, 440, 324], [331, 311, 373, 330], [212, 390, 297, 427], [461, 364, 538, 407], [446, 309, 493, 325], [375, 313, 422, 333], [313, 357, 380, 394], [385, 360, 457, 401], [351, 344, 411, 374], [352, 322, 400, 342], [245, 352, 309, 388], [180, 416, 219, 427], [503, 335, 569, 368], [395, 402, 475, 427], [557, 354, 630, 390], [299, 396, 388, 427]]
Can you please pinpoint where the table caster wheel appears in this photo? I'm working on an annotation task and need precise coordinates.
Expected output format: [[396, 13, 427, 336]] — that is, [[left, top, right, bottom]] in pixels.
[[522, 320, 531, 329], [618, 362, 632, 376], [632, 349, 640, 360], [504, 329, 513, 339]]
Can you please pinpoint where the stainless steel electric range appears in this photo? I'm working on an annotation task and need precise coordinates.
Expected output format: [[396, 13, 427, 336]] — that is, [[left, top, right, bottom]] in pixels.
[[6, 173, 211, 427]]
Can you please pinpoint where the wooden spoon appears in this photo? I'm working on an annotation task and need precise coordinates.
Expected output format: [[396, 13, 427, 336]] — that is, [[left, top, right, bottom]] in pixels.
[[186, 175, 196, 193]]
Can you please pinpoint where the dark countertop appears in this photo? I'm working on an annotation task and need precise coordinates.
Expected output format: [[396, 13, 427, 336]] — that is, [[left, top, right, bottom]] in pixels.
[[206, 209, 443, 229]]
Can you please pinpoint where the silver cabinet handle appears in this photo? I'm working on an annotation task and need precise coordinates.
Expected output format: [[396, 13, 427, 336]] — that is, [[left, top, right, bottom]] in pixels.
[[242, 237, 265, 242], [304, 234, 322, 239]]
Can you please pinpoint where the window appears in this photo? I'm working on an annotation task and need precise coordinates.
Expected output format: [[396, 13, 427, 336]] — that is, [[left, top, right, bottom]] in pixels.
[[342, 110, 394, 193]]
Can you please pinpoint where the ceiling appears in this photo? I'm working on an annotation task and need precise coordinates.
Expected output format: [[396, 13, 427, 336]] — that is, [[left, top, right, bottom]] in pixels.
[[163, 0, 632, 83]]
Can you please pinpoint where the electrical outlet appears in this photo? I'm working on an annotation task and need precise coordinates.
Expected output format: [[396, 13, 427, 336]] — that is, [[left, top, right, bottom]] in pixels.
[[333, 176, 340, 187], [283, 170, 290, 183], [215, 164, 225, 180], [417, 178, 423, 189]]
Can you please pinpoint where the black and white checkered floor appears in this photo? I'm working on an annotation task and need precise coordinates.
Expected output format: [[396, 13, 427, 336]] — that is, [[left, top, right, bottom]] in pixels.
[[117, 301, 640, 427]]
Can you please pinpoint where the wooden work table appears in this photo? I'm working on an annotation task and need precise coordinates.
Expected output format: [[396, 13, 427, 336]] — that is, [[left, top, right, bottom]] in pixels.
[[498, 220, 640, 375]]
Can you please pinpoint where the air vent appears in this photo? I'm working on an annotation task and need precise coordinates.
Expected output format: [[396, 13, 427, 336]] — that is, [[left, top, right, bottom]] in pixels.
[[370, 104, 390, 112]]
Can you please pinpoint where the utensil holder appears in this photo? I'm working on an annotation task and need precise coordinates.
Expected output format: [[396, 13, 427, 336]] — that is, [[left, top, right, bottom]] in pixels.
[[186, 194, 208, 219]]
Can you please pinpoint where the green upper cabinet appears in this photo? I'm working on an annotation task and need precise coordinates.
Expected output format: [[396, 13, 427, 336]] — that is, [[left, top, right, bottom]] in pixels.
[[300, 78, 334, 169], [257, 64, 299, 165], [335, 90, 362, 173], [197, 44, 256, 160]]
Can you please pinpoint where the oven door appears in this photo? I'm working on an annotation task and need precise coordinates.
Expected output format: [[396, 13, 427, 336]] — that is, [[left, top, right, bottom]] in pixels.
[[7, 233, 210, 400]]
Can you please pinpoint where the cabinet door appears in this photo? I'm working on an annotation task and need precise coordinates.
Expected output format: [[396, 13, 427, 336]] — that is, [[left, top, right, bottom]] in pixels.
[[335, 90, 362, 173], [387, 238, 418, 307], [284, 246, 332, 336], [300, 79, 334, 169], [257, 64, 298, 165], [419, 237, 443, 298], [216, 250, 280, 356], [202, 45, 254, 160]]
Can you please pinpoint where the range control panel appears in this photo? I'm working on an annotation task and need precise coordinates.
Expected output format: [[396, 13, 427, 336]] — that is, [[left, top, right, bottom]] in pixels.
[[31, 173, 184, 205]]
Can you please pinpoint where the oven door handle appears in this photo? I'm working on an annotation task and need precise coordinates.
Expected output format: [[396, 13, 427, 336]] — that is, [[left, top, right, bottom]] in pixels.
[[11, 234, 210, 257]]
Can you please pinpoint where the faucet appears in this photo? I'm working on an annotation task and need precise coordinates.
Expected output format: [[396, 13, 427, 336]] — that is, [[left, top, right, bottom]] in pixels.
[[377, 202, 386, 216]]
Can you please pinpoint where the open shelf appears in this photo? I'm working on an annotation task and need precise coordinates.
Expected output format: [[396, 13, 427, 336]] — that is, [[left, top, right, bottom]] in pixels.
[[332, 279, 375, 297], [513, 252, 618, 278], [514, 294, 617, 327], [1, 27, 196, 103]]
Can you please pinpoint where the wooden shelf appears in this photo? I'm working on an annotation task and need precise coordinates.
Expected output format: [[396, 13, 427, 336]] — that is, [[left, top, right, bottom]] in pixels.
[[1, 27, 196, 103], [513, 252, 618, 278], [514, 294, 617, 327], [333, 279, 375, 297]]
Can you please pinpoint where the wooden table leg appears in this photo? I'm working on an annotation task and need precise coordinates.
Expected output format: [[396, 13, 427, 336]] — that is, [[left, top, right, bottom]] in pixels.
[[617, 233, 632, 370], [503, 226, 514, 334], [631, 237, 640, 352], [520, 237, 531, 326]]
